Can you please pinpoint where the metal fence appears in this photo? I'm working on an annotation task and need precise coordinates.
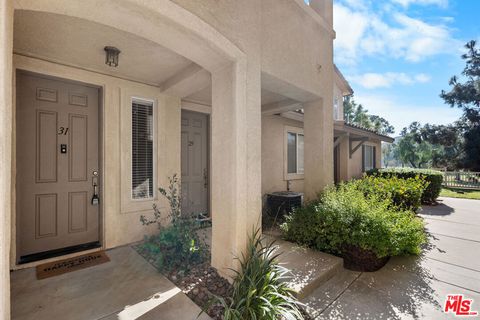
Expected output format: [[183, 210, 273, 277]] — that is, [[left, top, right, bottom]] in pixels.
[[443, 171, 480, 190]]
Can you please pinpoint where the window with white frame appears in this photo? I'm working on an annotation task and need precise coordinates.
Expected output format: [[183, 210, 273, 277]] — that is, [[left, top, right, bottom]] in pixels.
[[362, 145, 376, 172], [132, 99, 154, 199], [286, 129, 304, 175]]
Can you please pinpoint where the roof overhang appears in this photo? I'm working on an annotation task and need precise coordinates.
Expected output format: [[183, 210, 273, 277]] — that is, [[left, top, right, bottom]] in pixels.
[[334, 65, 353, 96], [334, 121, 394, 143]]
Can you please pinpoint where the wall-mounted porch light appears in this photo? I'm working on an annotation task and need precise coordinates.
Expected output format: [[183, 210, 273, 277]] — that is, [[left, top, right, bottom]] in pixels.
[[104, 46, 121, 67]]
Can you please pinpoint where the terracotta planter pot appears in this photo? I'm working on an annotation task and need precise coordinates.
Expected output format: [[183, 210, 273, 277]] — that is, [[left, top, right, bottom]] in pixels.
[[342, 245, 390, 272]]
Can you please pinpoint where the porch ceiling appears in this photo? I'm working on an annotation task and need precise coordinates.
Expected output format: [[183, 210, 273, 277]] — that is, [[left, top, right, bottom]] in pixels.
[[184, 85, 212, 105], [184, 86, 292, 108], [14, 10, 193, 86]]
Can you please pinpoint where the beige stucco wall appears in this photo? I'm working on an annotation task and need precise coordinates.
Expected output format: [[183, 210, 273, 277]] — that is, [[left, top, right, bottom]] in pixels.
[[11, 55, 181, 268], [1, 0, 13, 317], [261, 117, 384, 192], [261, 115, 304, 195], [261, 0, 334, 98], [173, 0, 333, 100]]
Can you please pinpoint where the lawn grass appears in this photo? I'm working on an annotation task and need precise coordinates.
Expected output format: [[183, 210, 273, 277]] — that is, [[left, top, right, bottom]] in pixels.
[[440, 187, 480, 200]]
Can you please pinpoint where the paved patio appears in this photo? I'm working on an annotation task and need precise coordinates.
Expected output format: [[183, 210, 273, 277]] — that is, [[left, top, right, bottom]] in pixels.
[[303, 197, 480, 319], [11, 246, 210, 320]]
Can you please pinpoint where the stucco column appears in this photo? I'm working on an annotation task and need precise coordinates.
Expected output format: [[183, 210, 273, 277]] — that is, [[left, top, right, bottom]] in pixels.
[[210, 61, 261, 276], [339, 136, 350, 181], [304, 98, 334, 200], [0, 0, 13, 318]]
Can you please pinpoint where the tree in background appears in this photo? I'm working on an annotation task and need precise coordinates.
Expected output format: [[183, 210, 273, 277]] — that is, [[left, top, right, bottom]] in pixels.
[[385, 121, 464, 170], [343, 95, 395, 135], [440, 40, 480, 171], [386, 40, 479, 171], [420, 122, 465, 169], [394, 122, 441, 168]]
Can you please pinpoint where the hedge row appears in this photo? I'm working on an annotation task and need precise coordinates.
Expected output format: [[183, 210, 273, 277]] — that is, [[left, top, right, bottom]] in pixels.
[[366, 168, 443, 204], [355, 175, 427, 212]]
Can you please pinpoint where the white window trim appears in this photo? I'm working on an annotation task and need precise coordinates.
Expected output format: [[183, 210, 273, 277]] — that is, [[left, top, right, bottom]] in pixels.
[[284, 126, 304, 181], [131, 97, 157, 201], [120, 91, 160, 214]]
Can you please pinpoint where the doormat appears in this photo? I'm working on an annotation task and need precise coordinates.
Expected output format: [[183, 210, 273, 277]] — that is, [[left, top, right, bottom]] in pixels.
[[36, 251, 110, 280]]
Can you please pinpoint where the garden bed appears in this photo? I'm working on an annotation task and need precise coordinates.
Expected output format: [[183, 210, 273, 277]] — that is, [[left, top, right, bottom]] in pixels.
[[134, 244, 231, 320]]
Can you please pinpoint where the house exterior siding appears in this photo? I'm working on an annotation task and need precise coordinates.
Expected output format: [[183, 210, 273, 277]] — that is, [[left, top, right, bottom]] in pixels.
[[0, 1, 354, 316]]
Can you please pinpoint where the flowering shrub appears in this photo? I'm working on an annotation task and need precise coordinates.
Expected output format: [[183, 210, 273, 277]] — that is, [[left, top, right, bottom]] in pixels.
[[367, 168, 443, 204], [281, 183, 426, 259], [355, 175, 427, 212]]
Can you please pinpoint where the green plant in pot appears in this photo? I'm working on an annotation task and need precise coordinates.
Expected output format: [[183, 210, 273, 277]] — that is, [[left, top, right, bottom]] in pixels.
[[282, 183, 426, 272]]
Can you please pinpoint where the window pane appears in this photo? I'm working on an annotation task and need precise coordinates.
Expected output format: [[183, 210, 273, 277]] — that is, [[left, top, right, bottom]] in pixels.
[[287, 132, 297, 174], [132, 101, 154, 199], [364, 145, 374, 171], [297, 134, 304, 174], [333, 98, 339, 120]]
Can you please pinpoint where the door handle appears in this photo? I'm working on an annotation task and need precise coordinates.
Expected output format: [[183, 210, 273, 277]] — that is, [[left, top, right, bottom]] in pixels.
[[91, 171, 100, 205], [203, 168, 208, 189]]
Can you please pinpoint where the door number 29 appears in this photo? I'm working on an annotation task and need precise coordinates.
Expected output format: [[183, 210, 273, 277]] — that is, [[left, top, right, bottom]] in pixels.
[[57, 127, 69, 135]]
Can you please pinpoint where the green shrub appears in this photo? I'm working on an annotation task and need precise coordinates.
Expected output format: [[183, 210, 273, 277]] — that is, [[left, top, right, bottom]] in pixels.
[[281, 183, 426, 258], [214, 229, 304, 320], [139, 175, 208, 273], [367, 168, 443, 204], [356, 175, 427, 212]]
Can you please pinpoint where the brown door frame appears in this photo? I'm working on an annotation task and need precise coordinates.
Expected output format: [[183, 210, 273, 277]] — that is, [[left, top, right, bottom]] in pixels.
[[13, 68, 104, 266]]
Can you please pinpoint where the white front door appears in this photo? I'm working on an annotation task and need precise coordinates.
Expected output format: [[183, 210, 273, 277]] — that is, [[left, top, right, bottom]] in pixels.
[[181, 110, 208, 216]]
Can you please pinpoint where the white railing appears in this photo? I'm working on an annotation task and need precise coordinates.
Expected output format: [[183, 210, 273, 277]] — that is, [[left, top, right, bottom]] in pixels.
[[443, 171, 480, 190]]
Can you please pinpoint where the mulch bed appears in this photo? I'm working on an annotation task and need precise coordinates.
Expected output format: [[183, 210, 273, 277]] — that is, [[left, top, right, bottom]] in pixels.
[[135, 242, 312, 319], [167, 262, 232, 319], [134, 244, 232, 319]]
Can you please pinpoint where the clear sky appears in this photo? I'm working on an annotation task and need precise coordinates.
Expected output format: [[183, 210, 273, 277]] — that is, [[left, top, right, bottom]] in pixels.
[[333, 0, 480, 135]]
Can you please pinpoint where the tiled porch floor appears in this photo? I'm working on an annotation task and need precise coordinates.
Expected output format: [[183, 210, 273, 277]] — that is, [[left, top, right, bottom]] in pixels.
[[11, 246, 210, 320]]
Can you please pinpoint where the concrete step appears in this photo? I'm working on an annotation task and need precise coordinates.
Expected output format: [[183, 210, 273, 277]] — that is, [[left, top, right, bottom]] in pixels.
[[300, 269, 361, 318], [266, 235, 344, 299]]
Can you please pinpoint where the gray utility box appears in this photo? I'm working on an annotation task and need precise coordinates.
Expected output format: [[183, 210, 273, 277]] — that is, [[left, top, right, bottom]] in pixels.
[[266, 191, 303, 220]]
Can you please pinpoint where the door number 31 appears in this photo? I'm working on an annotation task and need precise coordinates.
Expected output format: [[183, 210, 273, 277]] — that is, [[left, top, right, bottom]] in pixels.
[[57, 127, 69, 135]]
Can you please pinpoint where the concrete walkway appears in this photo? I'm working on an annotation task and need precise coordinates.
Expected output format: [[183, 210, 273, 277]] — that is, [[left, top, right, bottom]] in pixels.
[[11, 246, 210, 320], [303, 197, 480, 319]]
